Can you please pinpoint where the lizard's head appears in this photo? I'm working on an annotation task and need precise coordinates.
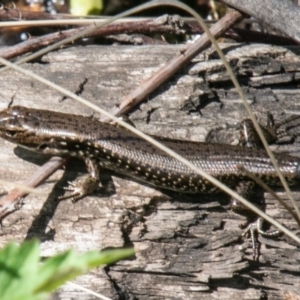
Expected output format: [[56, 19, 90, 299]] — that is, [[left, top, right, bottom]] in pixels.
[[0, 106, 100, 157], [0, 106, 72, 155], [0, 106, 41, 149]]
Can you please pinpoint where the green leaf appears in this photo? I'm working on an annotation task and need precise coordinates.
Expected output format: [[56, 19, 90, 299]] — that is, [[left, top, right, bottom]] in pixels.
[[70, 0, 103, 16], [35, 247, 134, 293], [0, 240, 41, 300], [0, 240, 134, 300]]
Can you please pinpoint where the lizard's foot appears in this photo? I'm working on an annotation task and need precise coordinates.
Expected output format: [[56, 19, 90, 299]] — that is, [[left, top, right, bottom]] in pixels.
[[242, 217, 281, 260], [59, 176, 99, 203]]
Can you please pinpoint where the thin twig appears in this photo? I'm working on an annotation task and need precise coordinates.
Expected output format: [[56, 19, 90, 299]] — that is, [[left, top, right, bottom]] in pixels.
[[0, 16, 185, 60], [0, 157, 66, 219], [102, 9, 244, 120]]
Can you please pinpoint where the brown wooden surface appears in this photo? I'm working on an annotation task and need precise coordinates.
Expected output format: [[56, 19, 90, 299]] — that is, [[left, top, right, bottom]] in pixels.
[[0, 44, 299, 299], [222, 0, 300, 42]]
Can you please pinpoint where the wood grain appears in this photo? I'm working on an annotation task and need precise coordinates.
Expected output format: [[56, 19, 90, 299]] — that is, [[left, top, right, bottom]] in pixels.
[[0, 44, 299, 299], [222, 0, 300, 42]]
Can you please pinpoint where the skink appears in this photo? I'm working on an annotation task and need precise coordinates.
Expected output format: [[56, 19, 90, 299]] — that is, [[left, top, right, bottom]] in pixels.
[[0, 105, 299, 191], [0, 106, 298, 257]]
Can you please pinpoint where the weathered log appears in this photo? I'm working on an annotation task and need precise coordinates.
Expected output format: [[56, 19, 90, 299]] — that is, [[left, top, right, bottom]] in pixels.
[[0, 43, 299, 299]]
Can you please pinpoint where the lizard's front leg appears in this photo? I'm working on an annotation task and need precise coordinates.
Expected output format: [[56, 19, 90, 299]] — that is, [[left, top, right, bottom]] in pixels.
[[59, 158, 101, 203]]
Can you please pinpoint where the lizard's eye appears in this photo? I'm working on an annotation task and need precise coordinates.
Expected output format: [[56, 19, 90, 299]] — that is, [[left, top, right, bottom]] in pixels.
[[6, 131, 17, 137], [38, 143, 48, 150]]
